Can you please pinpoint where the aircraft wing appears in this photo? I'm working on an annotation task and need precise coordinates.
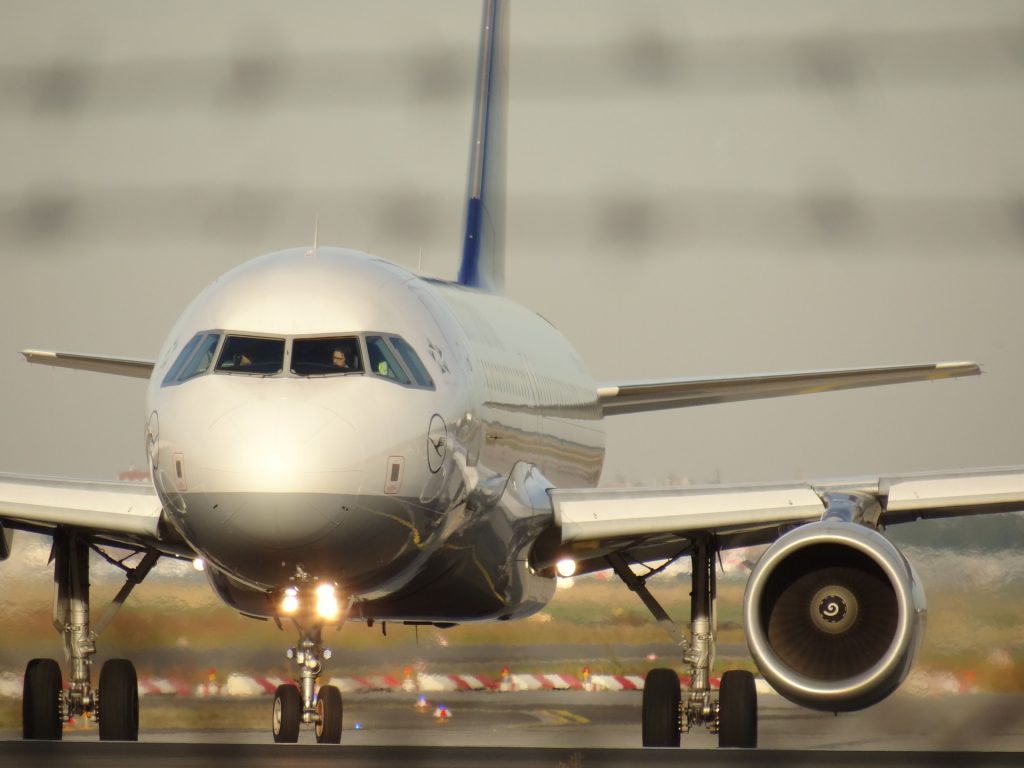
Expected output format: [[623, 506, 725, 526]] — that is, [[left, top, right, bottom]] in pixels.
[[0, 473, 189, 557], [539, 466, 1024, 573], [596, 362, 979, 416], [21, 349, 155, 379]]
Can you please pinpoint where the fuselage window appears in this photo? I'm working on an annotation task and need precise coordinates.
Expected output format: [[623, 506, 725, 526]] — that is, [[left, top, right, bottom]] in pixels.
[[215, 335, 285, 375], [366, 336, 412, 385], [292, 337, 363, 376], [388, 336, 435, 388]]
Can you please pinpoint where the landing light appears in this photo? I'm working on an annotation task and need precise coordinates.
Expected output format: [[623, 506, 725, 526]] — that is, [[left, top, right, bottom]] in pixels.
[[556, 558, 577, 578], [280, 587, 300, 615], [192, 558, 206, 572], [315, 583, 340, 621]]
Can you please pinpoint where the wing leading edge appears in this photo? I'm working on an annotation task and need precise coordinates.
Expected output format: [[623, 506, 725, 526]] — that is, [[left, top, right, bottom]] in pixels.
[[539, 466, 1024, 573], [597, 361, 979, 416], [0, 473, 188, 556]]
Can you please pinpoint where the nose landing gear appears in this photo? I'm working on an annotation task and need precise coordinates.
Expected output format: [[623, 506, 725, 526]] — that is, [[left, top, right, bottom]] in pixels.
[[273, 585, 345, 744]]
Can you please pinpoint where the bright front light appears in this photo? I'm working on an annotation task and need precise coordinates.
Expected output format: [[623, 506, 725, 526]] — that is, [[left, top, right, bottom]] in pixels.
[[192, 558, 206, 572], [556, 558, 577, 578], [315, 583, 340, 621], [280, 587, 300, 615]]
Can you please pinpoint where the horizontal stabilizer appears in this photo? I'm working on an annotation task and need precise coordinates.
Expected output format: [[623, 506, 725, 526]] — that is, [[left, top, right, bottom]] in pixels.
[[596, 361, 979, 416], [22, 349, 155, 379]]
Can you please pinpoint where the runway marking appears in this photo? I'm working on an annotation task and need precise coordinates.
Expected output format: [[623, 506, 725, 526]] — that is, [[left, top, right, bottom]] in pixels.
[[533, 709, 590, 725]]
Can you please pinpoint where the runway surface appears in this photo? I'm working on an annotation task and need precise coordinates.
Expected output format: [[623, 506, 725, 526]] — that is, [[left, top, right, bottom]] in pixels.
[[2, 690, 1023, 766]]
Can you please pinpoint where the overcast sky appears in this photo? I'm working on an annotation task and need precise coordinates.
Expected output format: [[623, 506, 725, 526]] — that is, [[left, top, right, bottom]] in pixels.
[[2, 0, 1023, 489]]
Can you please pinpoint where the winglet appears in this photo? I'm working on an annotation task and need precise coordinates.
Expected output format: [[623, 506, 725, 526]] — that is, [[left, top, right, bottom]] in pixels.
[[457, 0, 508, 294]]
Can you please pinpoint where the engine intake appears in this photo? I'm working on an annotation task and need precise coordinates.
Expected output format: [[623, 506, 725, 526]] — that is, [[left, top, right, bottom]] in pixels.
[[743, 522, 925, 711]]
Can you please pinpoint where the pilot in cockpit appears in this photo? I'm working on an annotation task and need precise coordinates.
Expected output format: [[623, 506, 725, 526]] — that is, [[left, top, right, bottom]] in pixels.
[[331, 348, 351, 371]]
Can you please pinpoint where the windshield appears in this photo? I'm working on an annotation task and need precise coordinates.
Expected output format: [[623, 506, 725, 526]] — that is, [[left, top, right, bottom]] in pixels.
[[215, 336, 285, 375], [292, 337, 363, 376]]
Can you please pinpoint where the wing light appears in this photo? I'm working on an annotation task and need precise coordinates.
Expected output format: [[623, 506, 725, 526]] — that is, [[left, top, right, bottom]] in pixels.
[[556, 558, 577, 578]]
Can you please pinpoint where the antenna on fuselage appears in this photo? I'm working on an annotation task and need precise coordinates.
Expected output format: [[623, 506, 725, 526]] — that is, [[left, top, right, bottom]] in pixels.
[[305, 214, 320, 258]]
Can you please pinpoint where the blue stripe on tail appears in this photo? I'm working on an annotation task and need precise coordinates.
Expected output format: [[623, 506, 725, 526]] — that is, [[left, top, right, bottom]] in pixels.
[[457, 0, 507, 294]]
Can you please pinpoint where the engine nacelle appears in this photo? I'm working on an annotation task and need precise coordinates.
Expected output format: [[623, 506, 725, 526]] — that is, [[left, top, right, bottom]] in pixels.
[[743, 522, 926, 712]]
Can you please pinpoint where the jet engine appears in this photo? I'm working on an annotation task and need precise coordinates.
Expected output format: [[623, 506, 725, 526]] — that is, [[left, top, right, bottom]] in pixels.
[[743, 521, 926, 711]]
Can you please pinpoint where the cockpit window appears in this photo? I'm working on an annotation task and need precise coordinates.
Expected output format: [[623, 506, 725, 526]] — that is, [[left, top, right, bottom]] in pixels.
[[389, 336, 434, 388], [292, 337, 363, 376], [162, 334, 203, 386], [215, 335, 285, 375], [366, 335, 412, 385], [162, 332, 220, 386], [179, 333, 220, 381]]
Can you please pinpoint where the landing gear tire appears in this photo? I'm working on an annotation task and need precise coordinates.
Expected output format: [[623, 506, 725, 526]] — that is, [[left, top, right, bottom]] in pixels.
[[98, 659, 139, 741], [315, 685, 343, 744], [718, 669, 757, 748], [23, 658, 63, 741], [273, 684, 302, 743], [642, 668, 681, 747]]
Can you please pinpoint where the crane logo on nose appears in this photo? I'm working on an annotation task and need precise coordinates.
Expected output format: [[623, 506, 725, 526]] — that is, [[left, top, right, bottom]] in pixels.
[[427, 414, 448, 473]]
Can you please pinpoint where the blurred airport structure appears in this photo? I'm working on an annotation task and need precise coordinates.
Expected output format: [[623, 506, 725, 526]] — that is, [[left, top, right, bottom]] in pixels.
[[1, 1, 1023, 488], [3, 2, 1023, 260]]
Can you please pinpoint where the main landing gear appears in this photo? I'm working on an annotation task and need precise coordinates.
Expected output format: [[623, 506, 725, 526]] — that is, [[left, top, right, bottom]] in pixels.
[[23, 532, 158, 741], [272, 583, 344, 744], [609, 538, 758, 749]]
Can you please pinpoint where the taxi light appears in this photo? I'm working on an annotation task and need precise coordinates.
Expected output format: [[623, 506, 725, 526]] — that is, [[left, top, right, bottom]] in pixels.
[[315, 583, 340, 621], [556, 558, 577, 578], [192, 558, 206, 572], [280, 587, 300, 615]]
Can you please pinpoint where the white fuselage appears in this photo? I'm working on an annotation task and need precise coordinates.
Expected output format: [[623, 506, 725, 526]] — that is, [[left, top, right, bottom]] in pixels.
[[145, 248, 604, 621]]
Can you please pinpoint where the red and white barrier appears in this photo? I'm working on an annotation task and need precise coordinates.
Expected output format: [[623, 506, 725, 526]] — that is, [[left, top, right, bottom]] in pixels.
[[0, 669, 779, 699], [137, 676, 190, 697]]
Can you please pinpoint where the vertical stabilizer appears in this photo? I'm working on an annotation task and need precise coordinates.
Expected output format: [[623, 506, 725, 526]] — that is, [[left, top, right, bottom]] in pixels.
[[457, 0, 508, 294]]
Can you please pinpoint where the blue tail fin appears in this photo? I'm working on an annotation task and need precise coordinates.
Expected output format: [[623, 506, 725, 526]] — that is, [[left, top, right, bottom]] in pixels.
[[457, 0, 508, 294]]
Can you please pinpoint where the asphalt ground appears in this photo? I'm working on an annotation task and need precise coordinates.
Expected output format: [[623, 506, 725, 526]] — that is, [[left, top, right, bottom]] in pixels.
[[1, 690, 1023, 767]]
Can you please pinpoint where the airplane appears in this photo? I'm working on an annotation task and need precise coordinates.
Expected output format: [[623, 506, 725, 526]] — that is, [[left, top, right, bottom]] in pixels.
[[3, 0, 1024, 749]]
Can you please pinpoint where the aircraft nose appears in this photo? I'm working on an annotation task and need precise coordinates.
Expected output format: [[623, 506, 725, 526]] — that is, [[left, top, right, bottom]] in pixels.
[[206, 399, 364, 489], [195, 399, 365, 544]]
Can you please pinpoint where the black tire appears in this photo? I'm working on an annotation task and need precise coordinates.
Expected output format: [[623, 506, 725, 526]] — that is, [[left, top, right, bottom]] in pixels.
[[23, 658, 63, 740], [272, 684, 301, 743], [314, 685, 343, 744], [642, 668, 681, 747], [98, 659, 139, 741], [718, 669, 757, 748]]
